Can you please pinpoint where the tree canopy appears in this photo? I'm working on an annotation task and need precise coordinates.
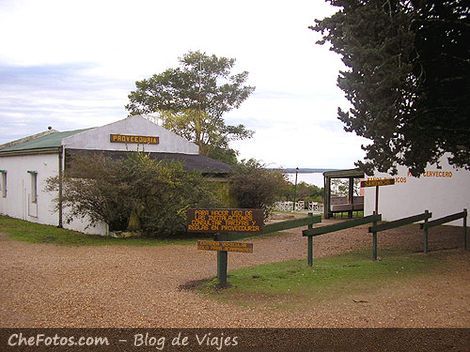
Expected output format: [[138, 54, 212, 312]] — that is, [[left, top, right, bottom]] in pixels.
[[229, 159, 291, 218], [312, 0, 469, 175], [126, 51, 255, 164]]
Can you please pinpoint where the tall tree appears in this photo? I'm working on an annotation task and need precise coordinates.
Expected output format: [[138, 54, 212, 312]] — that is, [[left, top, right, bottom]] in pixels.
[[312, 0, 469, 175], [126, 51, 255, 164]]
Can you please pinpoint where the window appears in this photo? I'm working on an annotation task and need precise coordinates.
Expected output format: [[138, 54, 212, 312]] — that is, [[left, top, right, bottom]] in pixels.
[[28, 171, 38, 203], [0, 171, 6, 197]]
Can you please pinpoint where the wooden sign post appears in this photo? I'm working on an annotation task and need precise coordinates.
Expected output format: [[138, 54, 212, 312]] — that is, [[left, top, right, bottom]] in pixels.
[[360, 178, 395, 260], [360, 178, 395, 214], [187, 208, 264, 286]]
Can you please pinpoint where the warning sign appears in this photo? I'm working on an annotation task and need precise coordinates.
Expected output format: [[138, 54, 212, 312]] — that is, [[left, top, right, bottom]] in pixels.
[[187, 208, 264, 233], [197, 240, 253, 253]]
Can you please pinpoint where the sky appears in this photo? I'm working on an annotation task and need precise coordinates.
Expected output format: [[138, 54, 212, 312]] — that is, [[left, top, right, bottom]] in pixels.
[[0, 0, 369, 170]]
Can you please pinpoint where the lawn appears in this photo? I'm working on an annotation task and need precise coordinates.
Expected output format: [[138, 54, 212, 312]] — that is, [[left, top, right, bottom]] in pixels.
[[0, 215, 203, 246], [0, 215, 278, 246], [197, 249, 448, 309]]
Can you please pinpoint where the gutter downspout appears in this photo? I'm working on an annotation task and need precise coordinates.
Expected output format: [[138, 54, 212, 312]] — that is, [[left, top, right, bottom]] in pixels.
[[58, 146, 63, 228]]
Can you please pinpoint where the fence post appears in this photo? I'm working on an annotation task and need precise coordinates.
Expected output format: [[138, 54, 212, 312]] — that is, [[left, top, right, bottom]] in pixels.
[[307, 212, 314, 266], [423, 210, 429, 254], [372, 211, 378, 261], [464, 209, 468, 250]]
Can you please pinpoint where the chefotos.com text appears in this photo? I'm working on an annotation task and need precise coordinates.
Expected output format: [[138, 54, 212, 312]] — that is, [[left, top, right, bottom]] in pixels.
[[8, 333, 109, 347]]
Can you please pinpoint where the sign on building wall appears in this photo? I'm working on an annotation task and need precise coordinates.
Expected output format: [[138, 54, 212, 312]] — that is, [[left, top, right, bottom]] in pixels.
[[187, 208, 264, 233], [110, 134, 159, 144], [361, 178, 395, 188]]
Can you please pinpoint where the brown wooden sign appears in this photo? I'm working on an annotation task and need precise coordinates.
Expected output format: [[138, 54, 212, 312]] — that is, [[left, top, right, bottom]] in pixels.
[[110, 134, 159, 144], [187, 208, 264, 233], [360, 178, 395, 188], [197, 240, 253, 253]]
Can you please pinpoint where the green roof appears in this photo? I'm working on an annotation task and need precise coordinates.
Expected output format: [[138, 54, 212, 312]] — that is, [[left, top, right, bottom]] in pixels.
[[0, 129, 90, 153]]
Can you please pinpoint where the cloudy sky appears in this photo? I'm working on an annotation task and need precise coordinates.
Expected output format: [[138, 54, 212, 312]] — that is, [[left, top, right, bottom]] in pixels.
[[0, 0, 368, 169]]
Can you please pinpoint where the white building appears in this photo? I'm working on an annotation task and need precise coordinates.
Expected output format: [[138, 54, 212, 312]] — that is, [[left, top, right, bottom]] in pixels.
[[363, 155, 470, 226], [0, 115, 230, 235]]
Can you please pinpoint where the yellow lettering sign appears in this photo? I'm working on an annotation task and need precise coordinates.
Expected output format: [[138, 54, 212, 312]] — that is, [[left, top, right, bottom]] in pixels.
[[360, 178, 395, 188], [197, 240, 253, 253], [110, 134, 159, 145], [408, 170, 453, 178], [187, 208, 264, 233]]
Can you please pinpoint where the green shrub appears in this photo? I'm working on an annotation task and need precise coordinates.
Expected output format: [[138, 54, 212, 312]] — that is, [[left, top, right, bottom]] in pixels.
[[47, 152, 219, 237], [229, 159, 290, 217]]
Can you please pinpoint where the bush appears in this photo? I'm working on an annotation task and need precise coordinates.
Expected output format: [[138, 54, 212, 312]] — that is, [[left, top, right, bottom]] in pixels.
[[229, 159, 290, 217], [47, 152, 219, 237]]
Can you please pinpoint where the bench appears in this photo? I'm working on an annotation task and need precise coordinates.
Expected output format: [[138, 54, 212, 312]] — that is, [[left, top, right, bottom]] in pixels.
[[330, 196, 364, 217]]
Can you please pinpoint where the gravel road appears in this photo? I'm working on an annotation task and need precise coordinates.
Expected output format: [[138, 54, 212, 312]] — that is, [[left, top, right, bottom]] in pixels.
[[1, 220, 469, 327]]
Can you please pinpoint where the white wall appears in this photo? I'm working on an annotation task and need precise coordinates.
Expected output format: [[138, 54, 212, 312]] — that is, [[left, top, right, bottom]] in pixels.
[[0, 115, 201, 236], [63, 115, 199, 154], [364, 156, 470, 226], [0, 153, 107, 235], [0, 153, 59, 224]]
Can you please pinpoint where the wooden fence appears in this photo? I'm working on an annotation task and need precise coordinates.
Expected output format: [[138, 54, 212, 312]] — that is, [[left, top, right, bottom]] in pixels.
[[369, 210, 432, 260], [300, 209, 468, 265], [302, 214, 381, 266], [420, 209, 467, 252], [262, 213, 321, 234]]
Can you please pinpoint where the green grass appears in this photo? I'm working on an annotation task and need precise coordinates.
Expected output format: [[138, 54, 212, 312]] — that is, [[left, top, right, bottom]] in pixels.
[[0, 215, 285, 246], [332, 210, 364, 218], [198, 249, 447, 309], [0, 215, 205, 246]]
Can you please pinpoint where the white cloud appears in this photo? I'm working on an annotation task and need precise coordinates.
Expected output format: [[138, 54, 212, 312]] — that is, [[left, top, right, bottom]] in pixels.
[[0, 0, 367, 170]]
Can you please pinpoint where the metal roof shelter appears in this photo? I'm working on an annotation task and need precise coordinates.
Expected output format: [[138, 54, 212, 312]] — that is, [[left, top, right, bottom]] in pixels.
[[323, 168, 365, 219]]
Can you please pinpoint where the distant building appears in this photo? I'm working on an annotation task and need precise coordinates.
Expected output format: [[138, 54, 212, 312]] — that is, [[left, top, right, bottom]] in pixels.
[[0, 115, 231, 235], [363, 155, 470, 226]]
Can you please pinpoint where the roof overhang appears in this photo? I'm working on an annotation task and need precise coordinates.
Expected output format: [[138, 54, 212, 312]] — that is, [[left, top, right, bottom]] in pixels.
[[0, 147, 60, 157], [323, 168, 364, 179]]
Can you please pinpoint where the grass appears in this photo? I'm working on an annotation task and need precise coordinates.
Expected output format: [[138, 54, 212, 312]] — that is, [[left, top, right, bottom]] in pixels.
[[331, 210, 364, 218], [0, 215, 205, 246], [197, 249, 448, 309], [0, 215, 284, 246]]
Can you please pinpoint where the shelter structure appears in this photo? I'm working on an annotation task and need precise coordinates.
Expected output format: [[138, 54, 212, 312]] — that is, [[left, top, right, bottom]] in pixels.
[[0, 115, 231, 235], [323, 168, 365, 219]]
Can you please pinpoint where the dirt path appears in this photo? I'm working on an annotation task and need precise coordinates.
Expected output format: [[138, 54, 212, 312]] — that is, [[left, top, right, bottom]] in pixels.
[[0, 221, 469, 327]]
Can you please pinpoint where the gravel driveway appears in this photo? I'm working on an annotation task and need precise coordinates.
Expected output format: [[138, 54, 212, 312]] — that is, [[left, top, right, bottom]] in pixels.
[[0, 220, 469, 327]]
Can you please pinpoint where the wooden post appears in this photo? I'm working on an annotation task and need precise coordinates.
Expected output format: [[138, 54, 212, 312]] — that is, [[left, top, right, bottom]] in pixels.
[[423, 210, 429, 254], [464, 209, 468, 250], [375, 185, 379, 215], [215, 232, 228, 286], [307, 236, 313, 267], [217, 250, 228, 286], [307, 212, 314, 266], [348, 177, 354, 218], [324, 176, 331, 219], [372, 211, 378, 260]]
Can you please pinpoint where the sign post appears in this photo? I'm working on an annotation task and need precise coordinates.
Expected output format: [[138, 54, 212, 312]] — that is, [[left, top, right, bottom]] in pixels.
[[360, 178, 395, 260], [187, 208, 263, 286], [360, 178, 395, 215], [217, 246, 228, 286]]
